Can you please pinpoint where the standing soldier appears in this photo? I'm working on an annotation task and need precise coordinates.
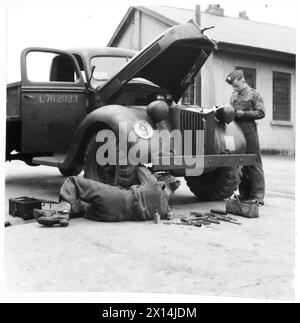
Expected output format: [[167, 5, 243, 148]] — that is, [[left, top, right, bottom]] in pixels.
[[226, 70, 265, 205]]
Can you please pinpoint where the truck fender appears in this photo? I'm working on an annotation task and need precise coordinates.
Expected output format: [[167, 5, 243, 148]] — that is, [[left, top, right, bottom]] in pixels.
[[62, 104, 154, 168], [214, 121, 247, 155]]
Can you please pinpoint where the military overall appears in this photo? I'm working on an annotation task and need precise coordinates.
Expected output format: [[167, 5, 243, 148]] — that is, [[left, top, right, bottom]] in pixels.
[[230, 84, 265, 202], [59, 167, 171, 222]]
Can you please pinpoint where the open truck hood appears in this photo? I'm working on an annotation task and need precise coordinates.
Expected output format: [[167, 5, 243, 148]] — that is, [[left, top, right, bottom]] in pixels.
[[95, 22, 216, 105]]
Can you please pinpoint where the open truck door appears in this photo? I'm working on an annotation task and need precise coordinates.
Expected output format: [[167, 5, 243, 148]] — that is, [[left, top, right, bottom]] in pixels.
[[20, 48, 87, 154]]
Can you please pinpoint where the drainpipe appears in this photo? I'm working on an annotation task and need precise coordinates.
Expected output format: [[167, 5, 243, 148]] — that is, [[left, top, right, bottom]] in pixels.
[[195, 4, 202, 106], [195, 4, 201, 26]]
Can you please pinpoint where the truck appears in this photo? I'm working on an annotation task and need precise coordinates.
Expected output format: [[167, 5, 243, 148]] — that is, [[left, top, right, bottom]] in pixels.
[[6, 22, 256, 201]]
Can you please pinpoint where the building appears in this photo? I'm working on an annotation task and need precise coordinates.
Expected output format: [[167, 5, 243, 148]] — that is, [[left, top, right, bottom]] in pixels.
[[108, 5, 296, 154]]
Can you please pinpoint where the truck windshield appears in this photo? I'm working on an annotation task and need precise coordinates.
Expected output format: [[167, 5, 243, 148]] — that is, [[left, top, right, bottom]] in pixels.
[[90, 56, 129, 82]]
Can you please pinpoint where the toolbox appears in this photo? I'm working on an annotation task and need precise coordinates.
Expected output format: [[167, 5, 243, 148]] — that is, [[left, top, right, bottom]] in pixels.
[[226, 197, 259, 218], [8, 197, 57, 220]]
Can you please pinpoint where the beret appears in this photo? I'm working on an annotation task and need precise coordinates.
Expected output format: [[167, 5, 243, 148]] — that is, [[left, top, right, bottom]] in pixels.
[[226, 70, 244, 84]]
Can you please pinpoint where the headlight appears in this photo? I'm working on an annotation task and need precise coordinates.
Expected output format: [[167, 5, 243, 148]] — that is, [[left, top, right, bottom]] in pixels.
[[215, 105, 235, 124], [133, 120, 153, 139], [147, 100, 169, 123]]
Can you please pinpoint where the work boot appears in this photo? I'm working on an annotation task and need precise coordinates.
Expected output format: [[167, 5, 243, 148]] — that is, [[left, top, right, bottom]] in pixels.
[[248, 196, 264, 206], [33, 209, 56, 220], [34, 210, 70, 227]]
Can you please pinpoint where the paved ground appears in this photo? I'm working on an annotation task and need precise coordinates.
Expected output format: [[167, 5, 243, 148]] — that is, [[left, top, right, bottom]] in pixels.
[[3, 156, 295, 300]]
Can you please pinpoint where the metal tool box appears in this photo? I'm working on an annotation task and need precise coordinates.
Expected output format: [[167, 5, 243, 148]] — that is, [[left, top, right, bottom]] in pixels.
[[8, 196, 56, 220]]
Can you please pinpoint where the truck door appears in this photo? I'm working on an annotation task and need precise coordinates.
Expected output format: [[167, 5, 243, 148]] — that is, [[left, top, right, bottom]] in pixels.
[[20, 47, 87, 154]]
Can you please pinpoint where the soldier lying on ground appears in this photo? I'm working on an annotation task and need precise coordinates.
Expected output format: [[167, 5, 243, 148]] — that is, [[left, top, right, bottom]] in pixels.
[[33, 167, 181, 227]]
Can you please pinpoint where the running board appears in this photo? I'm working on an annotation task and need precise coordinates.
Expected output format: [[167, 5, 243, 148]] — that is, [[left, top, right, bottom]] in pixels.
[[32, 154, 66, 167]]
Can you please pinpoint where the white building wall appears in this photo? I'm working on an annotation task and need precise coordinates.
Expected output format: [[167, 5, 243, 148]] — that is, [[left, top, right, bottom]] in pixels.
[[113, 11, 141, 50], [113, 12, 169, 51], [113, 19, 136, 50], [200, 53, 216, 108], [140, 13, 169, 48], [202, 52, 295, 154]]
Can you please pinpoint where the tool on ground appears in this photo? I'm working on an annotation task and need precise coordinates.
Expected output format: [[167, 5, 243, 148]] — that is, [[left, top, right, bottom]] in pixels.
[[191, 211, 204, 218], [163, 208, 242, 229], [190, 211, 242, 226], [181, 217, 211, 226], [154, 210, 161, 224], [226, 194, 259, 218], [190, 212, 221, 224], [166, 211, 175, 220], [164, 222, 202, 227], [210, 209, 227, 215], [206, 212, 242, 225], [163, 215, 215, 227]]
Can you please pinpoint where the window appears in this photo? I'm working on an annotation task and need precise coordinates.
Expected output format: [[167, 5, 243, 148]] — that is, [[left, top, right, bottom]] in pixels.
[[236, 66, 256, 89], [50, 54, 79, 82], [273, 72, 291, 121], [26, 51, 78, 83], [90, 56, 129, 83], [181, 80, 195, 105]]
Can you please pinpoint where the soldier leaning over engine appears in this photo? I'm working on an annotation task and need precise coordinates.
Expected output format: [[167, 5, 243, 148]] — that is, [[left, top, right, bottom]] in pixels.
[[226, 70, 265, 205]]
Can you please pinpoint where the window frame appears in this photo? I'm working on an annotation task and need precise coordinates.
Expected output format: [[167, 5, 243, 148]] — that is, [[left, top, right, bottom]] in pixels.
[[21, 47, 85, 87], [235, 66, 256, 89], [181, 80, 195, 105], [272, 71, 291, 122]]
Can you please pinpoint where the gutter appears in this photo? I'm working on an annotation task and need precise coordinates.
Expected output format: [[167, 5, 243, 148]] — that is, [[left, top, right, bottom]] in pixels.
[[216, 42, 295, 64]]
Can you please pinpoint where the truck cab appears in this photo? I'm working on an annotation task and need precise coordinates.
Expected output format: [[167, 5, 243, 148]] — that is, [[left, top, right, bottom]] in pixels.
[[6, 47, 136, 168]]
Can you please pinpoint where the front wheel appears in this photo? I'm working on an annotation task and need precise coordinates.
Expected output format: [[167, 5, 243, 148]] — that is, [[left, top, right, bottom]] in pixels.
[[185, 167, 241, 201], [83, 134, 138, 188]]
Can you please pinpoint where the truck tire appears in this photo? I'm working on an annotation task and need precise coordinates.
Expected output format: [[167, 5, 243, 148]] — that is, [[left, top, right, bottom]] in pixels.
[[59, 165, 83, 177], [83, 134, 138, 188], [185, 167, 240, 201]]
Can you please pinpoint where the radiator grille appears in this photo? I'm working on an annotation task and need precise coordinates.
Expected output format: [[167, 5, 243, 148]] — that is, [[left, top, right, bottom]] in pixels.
[[180, 109, 203, 156]]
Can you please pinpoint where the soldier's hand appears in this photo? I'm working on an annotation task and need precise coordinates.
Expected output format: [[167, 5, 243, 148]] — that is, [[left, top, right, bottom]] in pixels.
[[235, 110, 244, 118]]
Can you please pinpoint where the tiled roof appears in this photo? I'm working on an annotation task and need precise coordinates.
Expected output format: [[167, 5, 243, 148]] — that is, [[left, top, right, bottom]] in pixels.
[[139, 5, 296, 54]]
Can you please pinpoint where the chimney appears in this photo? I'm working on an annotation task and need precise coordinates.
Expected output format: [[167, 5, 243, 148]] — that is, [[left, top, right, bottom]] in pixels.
[[205, 4, 224, 16], [239, 11, 249, 20]]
